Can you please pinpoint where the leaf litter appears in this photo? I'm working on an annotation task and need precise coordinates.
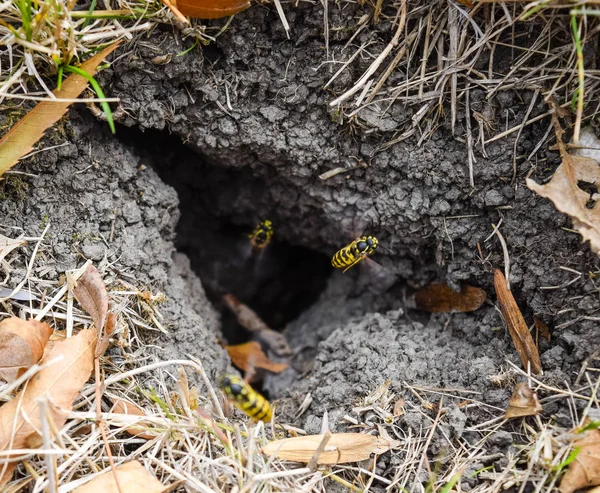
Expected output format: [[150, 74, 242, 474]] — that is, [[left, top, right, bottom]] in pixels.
[[0, 328, 95, 485], [505, 383, 542, 419], [0, 317, 52, 382], [225, 340, 288, 375], [72, 460, 168, 493], [527, 102, 600, 254]]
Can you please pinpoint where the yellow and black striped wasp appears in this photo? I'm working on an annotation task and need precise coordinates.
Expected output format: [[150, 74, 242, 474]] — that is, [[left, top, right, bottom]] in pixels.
[[218, 373, 272, 422], [249, 219, 274, 251], [331, 235, 379, 272]]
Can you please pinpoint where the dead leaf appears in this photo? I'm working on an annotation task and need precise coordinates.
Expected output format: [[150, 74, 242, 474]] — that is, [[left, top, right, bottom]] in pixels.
[[534, 316, 551, 341], [111, 399, 157, 440], [0, 329, 95, 485], [0, 318, 53, 382], [0, 234, 26, 266], [527, 104, 600, 253], [222, 294, 292, 356], [174, 0, 250, 18], [559, 428, 600, 493], [493, 269, 542, 375], [73, 460, 167, 493], [393, 398, 405, 417], [226, 341, 288, 374], [505, 383, 542, 418], [72, 263, 113, 357], [411, 283, 486, 313], [96, 311, 117, 357], [0, 43, 120, 177], [73, 263, 108, 332], [262, 433, 400, 464]]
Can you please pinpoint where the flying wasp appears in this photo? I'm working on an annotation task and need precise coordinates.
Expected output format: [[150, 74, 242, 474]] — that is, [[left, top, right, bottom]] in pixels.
[[218, 373, 272, 422], [332, 235, 379, 272], [249, 220, 274, 250]]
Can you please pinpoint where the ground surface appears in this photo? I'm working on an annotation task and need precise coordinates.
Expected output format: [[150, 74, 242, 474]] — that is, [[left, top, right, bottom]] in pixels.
[[6, 2, 600, 490]]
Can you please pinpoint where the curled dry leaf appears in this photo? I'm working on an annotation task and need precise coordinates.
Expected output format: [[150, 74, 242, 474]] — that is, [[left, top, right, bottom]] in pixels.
[[72, 263, 115, 357], [0, 318, 53, 382], [505, 383, 542, 419], [73, 460, 167, 493], [222, 294, 292, 356], [174, 0, 250, 18], [493, 269, 542, 375], [226, 341, 288, 374], [0, 43, 120, 177], [526, 106, 600, 253], [262, 433, 400, 465], [0, 329, 95, 485], [411, 283, 487, 313], [111, 399, 157, 440], [559, 428, 600, 493], [73, 263, 108, 332], [534, 316, 551, 341]]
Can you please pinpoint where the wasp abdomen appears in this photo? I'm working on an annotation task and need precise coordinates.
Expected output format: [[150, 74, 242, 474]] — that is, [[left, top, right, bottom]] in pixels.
[[218, 374, 272, 422]]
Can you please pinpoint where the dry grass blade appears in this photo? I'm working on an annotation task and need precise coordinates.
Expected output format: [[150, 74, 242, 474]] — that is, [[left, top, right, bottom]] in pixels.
[[73, 460, 168, 493], [505, 383, 542, 418], [559, 428, 600, 493], [493, 269, 542, 375], [226, 341, 288, 374], [0, 329, 95, 485], [527, 103, 600, 253], [262, 433, 400, 465], [0, 234, 26, 266], [174, 0, 250, 18], [0, 318, 52, 382], [412, 283, 487, 313], [0, 43, 120, 177]]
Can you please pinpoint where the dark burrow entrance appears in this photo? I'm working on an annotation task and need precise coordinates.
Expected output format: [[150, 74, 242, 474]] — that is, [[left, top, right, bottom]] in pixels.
[[114, 123, 406, 394]]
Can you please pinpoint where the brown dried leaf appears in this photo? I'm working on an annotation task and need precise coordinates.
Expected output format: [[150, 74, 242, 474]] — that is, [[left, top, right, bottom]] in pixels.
[[493, 269, 542, 375], [505, 383, 542, 418], [527, 105, 600, 253], [111, 399, 157, 440], [413, 283, 486, 313], [226, 341, 288, 374], [534, 316, 551, 341], [0, 329, 95, 485], [559, 428, 600, 493], [0, 318, 53, 382], [0, 43, 120, 176], [262, 433, 400, 465], [174, 0, 250, 18], [222, 294, 292, 356], [96, 311, 117, 357], [73, 460, 168, 493], [73, 264, 109, 357]]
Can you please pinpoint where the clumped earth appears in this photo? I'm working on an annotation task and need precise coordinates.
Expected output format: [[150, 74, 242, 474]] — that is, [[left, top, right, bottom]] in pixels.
[[5, 1, 600, 490]]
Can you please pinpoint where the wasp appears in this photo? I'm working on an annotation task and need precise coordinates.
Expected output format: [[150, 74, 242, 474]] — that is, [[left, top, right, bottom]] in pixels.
[[218, 373, 272, 422], [332, 235, 379, 272], [249, 220, 274, 250]]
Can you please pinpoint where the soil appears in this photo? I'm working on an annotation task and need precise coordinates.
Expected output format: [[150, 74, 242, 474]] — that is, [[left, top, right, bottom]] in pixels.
[[7, 2, 600, 490]]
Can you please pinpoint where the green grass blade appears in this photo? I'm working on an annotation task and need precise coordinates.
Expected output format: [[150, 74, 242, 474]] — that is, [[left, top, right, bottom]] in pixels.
[[63, 65, 115, 134]]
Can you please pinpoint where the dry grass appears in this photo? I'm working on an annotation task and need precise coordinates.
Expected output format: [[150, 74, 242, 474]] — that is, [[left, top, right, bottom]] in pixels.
[[1, 1, 600, 492], [1, 220, 597, 493], [325, 1, 600, 151]]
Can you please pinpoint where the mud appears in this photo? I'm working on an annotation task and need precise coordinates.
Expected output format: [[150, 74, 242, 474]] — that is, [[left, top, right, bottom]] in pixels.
[[7, 2, 600, 490]]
